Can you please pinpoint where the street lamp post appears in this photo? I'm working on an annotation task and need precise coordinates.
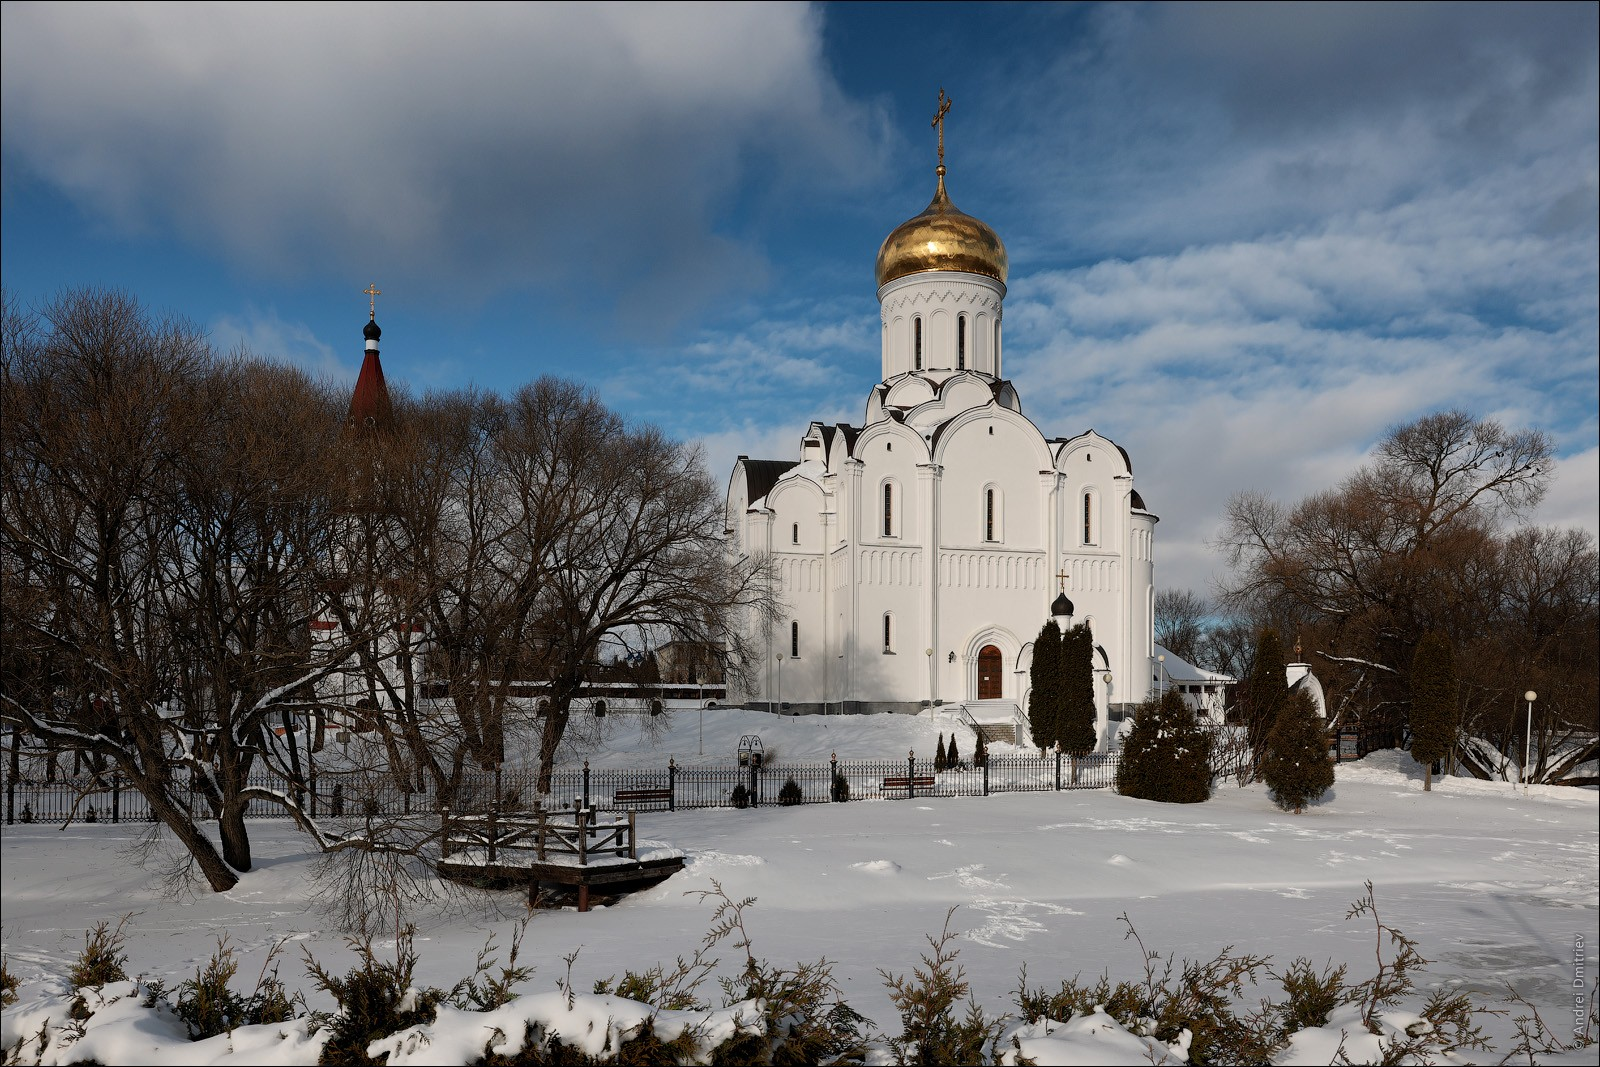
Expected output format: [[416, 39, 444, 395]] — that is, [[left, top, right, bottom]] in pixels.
[[776, 654, 784, 713], [1157, 654, 1166, 700], [1523, 690, 1537, 794]]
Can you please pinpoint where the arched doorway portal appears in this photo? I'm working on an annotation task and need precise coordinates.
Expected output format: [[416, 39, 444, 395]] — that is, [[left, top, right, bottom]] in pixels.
[[977, 645, 1003, 699]]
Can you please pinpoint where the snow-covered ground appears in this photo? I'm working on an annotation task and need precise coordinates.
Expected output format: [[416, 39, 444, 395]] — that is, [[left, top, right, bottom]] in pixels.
[[2, 711, 1596, 1064]]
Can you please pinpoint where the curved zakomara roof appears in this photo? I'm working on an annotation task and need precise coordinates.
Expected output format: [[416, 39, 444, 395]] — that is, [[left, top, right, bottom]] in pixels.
[[1053, 429, 1133, 477], [926, 398, 1053, 469], [729, 457, 798, 513]]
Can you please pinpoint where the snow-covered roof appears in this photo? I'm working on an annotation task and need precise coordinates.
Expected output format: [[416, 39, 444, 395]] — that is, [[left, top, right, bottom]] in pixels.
[[1155, 644, 1234, 685]]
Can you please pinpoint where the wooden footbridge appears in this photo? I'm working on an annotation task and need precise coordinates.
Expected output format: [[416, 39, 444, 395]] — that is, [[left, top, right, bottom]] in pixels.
[[435, 801, 684, 912]]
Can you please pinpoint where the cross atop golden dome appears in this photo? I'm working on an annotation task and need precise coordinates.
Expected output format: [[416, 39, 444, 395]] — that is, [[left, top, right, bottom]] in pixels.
[[874, 90, 1008, 289]]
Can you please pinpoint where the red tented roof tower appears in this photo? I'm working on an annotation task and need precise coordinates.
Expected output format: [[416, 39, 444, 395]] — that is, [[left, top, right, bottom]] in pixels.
[[347, 283, 393, 434]]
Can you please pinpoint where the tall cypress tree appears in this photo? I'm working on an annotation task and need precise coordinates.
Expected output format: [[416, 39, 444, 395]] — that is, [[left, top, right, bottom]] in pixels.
[[1029, 619, 1063, 750], [1245, 628, 1290, 772], [1059, 624, 1098, 758], [1262, 688, 1333, 812], [1408, 632, 1458, 792]]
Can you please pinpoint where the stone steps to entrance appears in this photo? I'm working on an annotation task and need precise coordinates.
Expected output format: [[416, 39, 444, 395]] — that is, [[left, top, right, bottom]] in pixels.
[[974, 722, 1016, 745]]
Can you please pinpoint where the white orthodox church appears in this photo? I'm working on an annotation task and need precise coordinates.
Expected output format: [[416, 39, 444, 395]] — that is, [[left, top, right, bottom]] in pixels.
[[726, 111, 1158, 749]]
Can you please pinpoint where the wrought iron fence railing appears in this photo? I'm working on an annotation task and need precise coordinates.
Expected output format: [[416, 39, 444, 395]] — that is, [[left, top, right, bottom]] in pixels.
[[1, 749, 1122, 826]]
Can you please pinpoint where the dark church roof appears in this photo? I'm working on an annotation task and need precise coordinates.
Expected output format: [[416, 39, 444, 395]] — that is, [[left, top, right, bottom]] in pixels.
[[1051, 591, 1074, 618], [741, 459, 798, 506]]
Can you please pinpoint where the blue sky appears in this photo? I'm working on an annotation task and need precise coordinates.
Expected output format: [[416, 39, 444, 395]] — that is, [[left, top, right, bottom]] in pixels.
[[4, 2, 1596, 596]]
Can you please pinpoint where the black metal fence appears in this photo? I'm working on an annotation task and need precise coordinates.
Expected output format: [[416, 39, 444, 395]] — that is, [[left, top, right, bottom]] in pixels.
[[2, 750, 1123, 826]]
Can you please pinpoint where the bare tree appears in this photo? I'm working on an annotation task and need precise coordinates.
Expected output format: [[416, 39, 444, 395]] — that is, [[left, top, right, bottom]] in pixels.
[[1, 290, 379, 889], [1154, 588, 1209, 666], [1216, 410, 1594, 780]]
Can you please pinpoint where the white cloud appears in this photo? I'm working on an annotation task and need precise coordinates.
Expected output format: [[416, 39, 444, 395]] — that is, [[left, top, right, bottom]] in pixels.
[[212, 307, 352, 382], [1, 3, 885, 324]]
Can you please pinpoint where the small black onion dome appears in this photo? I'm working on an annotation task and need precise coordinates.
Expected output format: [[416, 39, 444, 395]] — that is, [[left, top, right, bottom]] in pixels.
[[363, 318, 382, 342], [1051, 591, 1074, 618]]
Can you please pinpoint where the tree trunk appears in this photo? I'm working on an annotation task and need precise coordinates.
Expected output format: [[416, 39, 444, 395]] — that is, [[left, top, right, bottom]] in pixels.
[[219, 798, 253, 872], [126, 765, 240, 892], [1423, 764, 1432, 791]]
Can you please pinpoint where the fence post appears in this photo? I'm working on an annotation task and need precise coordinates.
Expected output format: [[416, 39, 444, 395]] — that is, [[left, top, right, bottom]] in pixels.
[[908, 750, 917, 799], [5, 767, 12, 825], [982, 755, 989, 796], [668, 757, 677, 811], [578, 806, 588, 866], [112, 773, 121, 824], [1054, 744, 1062, 791], [440, 805, 452, 859], [749, 755, 760, 808], [582, 761, 591, 811], [830, 754, 839, 801], [488, 776, 499, 865]]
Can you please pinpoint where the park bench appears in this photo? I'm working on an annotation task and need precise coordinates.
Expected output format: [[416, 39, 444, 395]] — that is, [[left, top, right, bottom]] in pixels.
[[880, 775, 937, 794], [612, 787, 673, 809]]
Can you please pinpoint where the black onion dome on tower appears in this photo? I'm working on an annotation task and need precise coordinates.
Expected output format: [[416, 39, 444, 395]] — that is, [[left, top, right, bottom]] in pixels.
[[1051, 591, 1074, 618], [364, 318, 381, 342]]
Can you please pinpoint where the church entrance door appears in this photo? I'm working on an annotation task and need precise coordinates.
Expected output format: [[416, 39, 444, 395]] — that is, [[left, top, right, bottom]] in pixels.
[[977, 645, 1002, 699]]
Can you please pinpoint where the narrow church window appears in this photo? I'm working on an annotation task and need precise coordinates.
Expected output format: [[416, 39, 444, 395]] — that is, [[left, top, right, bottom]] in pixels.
[[792, 522, 799, 545], [883, 613, 894, 653], [958, 315, 967, 369], [914, 317, 923, 370], [1083, 492, 1094, 545], [985, 488, 996, 541], [882, 482, 894, 537], [791, 621, 800, 658]]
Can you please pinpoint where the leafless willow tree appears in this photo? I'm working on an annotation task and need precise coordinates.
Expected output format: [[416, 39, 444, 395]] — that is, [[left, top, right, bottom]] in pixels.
[[1216, 409, 1596, 782], [1, 289, 376, 889]]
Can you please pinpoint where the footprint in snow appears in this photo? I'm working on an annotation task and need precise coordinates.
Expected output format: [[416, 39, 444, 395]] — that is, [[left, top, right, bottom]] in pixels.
[[850, 860, 901, 874]]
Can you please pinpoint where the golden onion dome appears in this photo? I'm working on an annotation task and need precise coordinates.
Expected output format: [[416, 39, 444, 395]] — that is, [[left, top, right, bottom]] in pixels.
[[875, 168, 1008, 289]]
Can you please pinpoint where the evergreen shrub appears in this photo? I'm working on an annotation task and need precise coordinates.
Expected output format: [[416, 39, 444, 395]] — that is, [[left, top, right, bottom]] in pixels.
[[1408, 631, 1459, 791], [947, 734, 961, 769], [934, 734, 948, 771], [1262, 689, 1334, 813], [778, 777, 802, 806], [730, 784, 750, 809], [1116, 689, 1214, 803], [831, 772, 850, 803]]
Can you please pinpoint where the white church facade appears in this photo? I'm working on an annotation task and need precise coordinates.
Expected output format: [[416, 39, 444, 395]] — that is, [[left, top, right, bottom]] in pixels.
[[726, 110, 1159, 748]]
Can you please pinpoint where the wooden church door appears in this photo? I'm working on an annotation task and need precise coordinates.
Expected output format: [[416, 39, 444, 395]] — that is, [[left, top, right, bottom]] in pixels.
[[977, 645, 1002, 699]]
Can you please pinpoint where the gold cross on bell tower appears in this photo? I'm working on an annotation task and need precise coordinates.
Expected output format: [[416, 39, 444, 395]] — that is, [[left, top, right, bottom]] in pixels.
[[363, 282, 381, 319], [1056, 568, 1070, 591], [931, 87, 952, 173]]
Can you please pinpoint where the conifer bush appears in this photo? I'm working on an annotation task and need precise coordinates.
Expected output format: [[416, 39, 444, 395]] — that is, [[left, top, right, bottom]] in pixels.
[[778, 776, 803, 806], [730, 783, 750, 809], [1244, 629, 1290, 770], [1059, 624, 1098, 757], [1028, 620, 1064, 749], [973, 733, 988, 768], [1408, 631, 1458, 791], [831, 772, 850, 803], [1262, 689, 1334, 813], [947, 734, 961, 769], [1116, 689, 1214, 803], [934, 733, 948, 771]]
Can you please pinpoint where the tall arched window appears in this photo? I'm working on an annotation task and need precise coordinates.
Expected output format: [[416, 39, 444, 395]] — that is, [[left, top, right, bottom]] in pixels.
[[913, 317, 923, 371], [790, 620, 800, 658], [882, 481, 895, 537], [985, 487, 998, 542], [883, 612, 895, 653], [1082, 491, 1096, 545], [957, 315, 967, 370], [792, 522, 799, 545]]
